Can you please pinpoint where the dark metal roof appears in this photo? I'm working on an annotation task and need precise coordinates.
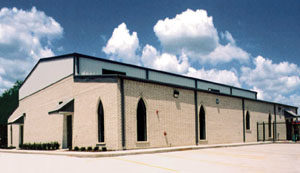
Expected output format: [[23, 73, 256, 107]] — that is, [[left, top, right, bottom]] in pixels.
[[284, 109, 300, 118], [8, 113, 25, 124], [48, 98, 74, 115]]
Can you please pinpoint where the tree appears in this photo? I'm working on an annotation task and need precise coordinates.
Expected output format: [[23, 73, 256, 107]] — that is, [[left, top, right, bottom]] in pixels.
[[0, 81, 22, 147]]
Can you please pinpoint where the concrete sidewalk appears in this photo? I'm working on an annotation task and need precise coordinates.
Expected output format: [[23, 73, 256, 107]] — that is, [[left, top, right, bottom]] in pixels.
[[0, 141, 292, 158]]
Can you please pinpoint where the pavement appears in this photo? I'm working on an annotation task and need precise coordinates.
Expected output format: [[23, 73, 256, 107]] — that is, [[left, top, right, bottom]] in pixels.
[[0, 143, 299, 173], [0, 141, 277, 158]]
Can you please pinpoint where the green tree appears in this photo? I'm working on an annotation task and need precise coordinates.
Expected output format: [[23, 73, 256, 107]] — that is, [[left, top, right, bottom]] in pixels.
[[0, 81, 22, 147], [0, 81, 22, 124]]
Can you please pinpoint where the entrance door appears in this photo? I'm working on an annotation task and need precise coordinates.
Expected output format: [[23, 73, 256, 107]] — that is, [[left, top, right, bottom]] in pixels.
[[19, 125, 24, 146], [286, 119, 292, 140], [67, 115, 72, 148]]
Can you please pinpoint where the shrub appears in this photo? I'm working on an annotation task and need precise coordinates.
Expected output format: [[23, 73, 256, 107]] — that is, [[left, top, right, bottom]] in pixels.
[[6, 146, 16, 149], [47, 143, 52, 150], [53, 142, 60, 150], [93, 146, 99, 151], [87, 146, 93, 151], [18, 142, 60, 150], [37, 143, 42, 150], [42, 143, 47, 150], [102, 146, 107, 151], [74, 146, 79, 151], [80, 147, 86, 151]]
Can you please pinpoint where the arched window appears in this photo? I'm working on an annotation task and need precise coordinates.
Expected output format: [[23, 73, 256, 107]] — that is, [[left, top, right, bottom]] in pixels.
[[98, 100, 104, 142], [199, 106, 206, 140], [246, 111, 250, 130], [137, 99, 147, 141], [268, 114, 272, 137]]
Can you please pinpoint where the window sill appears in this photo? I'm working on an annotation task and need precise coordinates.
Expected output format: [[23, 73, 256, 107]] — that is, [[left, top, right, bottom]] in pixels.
[[198, 140, 208, 144], [136, 141, 150, 148], [96, 142, 106, 146], [246, 130, 251, 133]]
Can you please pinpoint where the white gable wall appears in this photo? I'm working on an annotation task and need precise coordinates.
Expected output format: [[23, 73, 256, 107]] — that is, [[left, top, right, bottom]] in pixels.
[[19, 57, 73, 100]]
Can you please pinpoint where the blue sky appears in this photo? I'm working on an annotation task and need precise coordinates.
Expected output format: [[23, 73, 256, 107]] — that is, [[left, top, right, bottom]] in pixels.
[[0, 0, 299, 108]]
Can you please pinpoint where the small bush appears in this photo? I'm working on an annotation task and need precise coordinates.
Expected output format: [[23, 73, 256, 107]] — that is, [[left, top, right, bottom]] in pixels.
[[102, 146, 107, 151], [37, 143, 42, 150], [74, 146, 79, 151], [18, 142, 60, 150], [93, 146, 99, 151], [47, 143, 52, 150], [53, 142, 60, 150], [42, 143, 47, 150], [80, 147, 86, 151], [87, 146, 93, 151]]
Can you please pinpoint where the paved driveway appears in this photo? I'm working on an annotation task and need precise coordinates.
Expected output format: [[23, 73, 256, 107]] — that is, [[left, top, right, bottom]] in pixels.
[[1, 144, 299, 173]]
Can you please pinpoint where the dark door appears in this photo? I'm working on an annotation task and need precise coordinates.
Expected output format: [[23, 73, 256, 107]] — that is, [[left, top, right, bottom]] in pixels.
[[67, 115, 72, 148], [286, 119, 292, 140], [19, 125, 24, 145]]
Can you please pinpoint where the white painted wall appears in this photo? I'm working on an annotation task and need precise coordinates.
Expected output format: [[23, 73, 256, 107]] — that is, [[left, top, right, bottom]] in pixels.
[[19, 57, 73, 100]]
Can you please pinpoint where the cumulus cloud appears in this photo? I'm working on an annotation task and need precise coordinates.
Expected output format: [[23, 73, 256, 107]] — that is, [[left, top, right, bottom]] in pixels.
[[102, 23, 140, 64], [186, 67, 241, 87], [201, 43, 249, 65], [154, 9, 219, 56], [221, 31, 235, 44], [153, 9, 249, 64], [141, 44, 189, 73], [0, 7, 63, 94], [241, 56, 300, 103]]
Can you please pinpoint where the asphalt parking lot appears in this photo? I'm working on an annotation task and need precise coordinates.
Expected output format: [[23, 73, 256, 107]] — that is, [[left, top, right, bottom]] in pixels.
[[0, 143, 299, 173]]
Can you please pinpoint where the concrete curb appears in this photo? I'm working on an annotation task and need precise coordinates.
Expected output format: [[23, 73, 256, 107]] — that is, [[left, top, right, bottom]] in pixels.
[[0, 141, 293, 158]]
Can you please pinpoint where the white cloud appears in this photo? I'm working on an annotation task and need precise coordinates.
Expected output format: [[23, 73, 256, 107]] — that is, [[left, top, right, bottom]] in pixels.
[[186, 67, 241, 87], [0, 7, 62, 59], [241, 56, 300, 107], [102, 23, 140, 64], [0, 7, 63, 94], [201, 43, 249, 65], [141, 44, 189, 74], [241, 56, 300, 94], [153, 9, 249, 64], [221, 31, 235, 44], [154, 9, 218, 57]]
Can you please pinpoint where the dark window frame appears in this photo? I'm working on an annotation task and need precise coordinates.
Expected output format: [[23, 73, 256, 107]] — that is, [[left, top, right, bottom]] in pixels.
[[246, 111, 250, 130], [268, 114, 272, 137], [199, 106, 206, 140], [137, 99, 147, 142], [98, 100, 105, 143]]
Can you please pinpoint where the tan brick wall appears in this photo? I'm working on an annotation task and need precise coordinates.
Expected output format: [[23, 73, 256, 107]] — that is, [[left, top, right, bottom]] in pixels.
[[8, 76, 74, 148], [72, 80, 121, 150], [124, 80, 195, 149], [197, 92, 243, 144], [7, 124, 20, 147], [8, 75, 296, 150], [244, 100, 275, 142], [8, 76, 121, 150]]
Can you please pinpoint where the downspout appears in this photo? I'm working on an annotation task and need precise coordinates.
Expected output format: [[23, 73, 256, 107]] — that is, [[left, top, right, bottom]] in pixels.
[[242, 99, 245, 142], [194, 80, 198, 145], [274, 104, 277, 141], [120, 78, 126, 149]]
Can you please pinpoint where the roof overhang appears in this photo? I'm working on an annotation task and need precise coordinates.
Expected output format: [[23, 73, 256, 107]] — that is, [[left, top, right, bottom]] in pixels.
[[8, 113, 25, 125], [284, 110, 300, 118], [48, 98, 74, 115]]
